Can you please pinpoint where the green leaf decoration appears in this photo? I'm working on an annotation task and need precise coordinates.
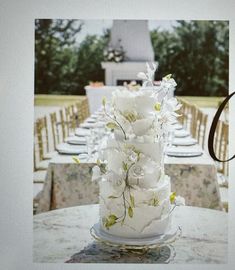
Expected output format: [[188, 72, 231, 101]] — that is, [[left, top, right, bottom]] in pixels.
[[102, 96, 106, 106], [100, 164, 107, 174], [122, 162, 128, 171], [124, 112, 137, 122], [153, 198, 159, 206], [149, 196, 159, 206], [108, 195, 119, 199], [72, 156, 80, 164], [108, 214, 118, 221], [130, 194, 135, 208], [163, 74, 172, 80], [128, 206, 133, 218], [154, 103, 161, 111], [170, 192, 176, 203], [104, 214, 118, 229], [106, 122, 119, 129]]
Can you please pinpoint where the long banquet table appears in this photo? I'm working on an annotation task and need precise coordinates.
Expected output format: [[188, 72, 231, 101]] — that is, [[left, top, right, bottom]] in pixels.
[[36, 136, 222, 213], [33, 204, 227, 263]]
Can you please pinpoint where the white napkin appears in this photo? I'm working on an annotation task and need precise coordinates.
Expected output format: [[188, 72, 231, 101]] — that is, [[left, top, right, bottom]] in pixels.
[[56, 143, 87, 155], [75, 128, 91, 137], [85, 117, 96, 123], [80, 122, 104, 129], [66, 136, 86, 145], [174, 129, 190, 138], [172, 123, 183, 130]]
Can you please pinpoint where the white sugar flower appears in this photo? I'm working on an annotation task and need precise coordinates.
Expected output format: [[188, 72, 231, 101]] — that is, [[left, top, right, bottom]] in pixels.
[[131, 117, 154, 136], [112, 89, 135, 113], [162, 74, 177, 88], [105, 171, 122, 185], [175, 196, 185, 206], [92, 165, 101, 181], [137, 62, 158, 87], [164, 97, 182, 112], [137, 72, 147, 80]]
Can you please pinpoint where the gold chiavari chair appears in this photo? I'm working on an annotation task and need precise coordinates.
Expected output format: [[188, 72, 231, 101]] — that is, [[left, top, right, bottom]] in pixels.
[[194, 109, 208, 149], [190, 105, 199, 139], [76, 97, 90, 124], [59, 108, 68, 141], [33, 117, 50, 213], [214, 120, 223, 158], [34, 116, 51, 171], [50, 112, 62, 150], [177, 98, 193, 131], [64, 105, 77, 134], [217, 121, 229, 177], [214, 120, 229, 211], [176, 97, 185, 125]]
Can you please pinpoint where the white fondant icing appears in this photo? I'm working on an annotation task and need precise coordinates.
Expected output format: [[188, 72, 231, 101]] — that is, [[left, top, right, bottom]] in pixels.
[[99, 175, 172, 238]]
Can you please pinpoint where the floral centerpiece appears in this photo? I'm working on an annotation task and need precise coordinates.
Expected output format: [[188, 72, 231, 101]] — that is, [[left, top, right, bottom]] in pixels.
[[103, 39, 125, 63]]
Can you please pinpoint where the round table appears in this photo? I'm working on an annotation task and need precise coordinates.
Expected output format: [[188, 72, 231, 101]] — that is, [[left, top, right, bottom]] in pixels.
[[33, 205, 227, 263]]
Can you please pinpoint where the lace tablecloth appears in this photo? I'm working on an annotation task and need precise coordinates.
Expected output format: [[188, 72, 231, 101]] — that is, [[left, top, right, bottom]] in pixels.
[[33, 205, 227, 263]]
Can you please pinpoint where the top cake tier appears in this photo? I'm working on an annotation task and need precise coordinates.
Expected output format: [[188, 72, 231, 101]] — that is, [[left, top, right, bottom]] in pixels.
[[104, 83, 180, 141]]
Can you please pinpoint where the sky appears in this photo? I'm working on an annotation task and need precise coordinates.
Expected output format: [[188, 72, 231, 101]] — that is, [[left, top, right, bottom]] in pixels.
[[75, 20, 178, 45]]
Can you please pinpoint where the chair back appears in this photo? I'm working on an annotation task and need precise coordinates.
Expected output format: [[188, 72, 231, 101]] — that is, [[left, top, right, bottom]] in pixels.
[[34, 116, 50, 171], [50, 112, 61, 149]]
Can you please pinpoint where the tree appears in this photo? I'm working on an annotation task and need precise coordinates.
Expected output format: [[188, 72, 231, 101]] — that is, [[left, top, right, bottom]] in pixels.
[[35, 19, 83, 94], [151, 21, 229, 96], [73, 32, 110, 94]]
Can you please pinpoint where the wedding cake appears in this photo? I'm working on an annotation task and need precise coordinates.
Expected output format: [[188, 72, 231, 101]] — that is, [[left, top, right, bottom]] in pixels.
[[92, 63, 184, 238]]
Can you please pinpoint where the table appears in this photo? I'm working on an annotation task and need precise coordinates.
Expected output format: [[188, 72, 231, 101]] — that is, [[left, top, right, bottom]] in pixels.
[[36, 146, 222, 213], [33, 204, 227, 263]]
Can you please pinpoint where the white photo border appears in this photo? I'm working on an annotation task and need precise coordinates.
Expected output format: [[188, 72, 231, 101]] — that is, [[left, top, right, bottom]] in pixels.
[[0, 0, 235, 269]]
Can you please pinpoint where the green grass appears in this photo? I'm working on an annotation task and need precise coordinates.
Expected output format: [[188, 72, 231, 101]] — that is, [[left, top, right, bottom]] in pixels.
[[34, 95, 84, 106], [176, 96, 224, 108], [35, 94, 225, 108]]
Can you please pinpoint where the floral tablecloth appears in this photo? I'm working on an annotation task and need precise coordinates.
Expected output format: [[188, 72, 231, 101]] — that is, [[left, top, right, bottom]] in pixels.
[[36, 151, 222, 214]]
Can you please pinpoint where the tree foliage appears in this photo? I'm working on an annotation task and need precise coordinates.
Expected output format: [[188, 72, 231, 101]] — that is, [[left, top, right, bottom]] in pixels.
[[35, 19, 83, 94], [151, 21, 229, 96]]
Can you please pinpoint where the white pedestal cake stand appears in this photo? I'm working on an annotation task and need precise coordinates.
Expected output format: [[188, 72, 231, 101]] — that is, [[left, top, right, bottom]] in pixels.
[[90, 223, 181, 258]]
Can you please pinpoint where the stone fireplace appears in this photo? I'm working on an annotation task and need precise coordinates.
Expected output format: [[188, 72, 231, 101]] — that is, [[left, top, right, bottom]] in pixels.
[[102, 20, 157, 86]]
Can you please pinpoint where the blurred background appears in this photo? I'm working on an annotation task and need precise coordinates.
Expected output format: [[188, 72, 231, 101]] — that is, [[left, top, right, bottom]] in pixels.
[[35, 19, 228, 97]]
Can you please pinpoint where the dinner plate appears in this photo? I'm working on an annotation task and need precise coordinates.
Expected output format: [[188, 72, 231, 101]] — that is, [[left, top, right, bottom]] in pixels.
[[56, 143, 87, 155], [166, 151, 203, 158], [80, 122, 104, 129], [75, 128, 91, 137], [174, 129, 190, 138], [172, 123, 183, 130], [90, 114, 99, 119], [85, 117, 96, 123], [171, 120, 179, 125], [66, 136, 86, 145], [172, 137, 198, 146], [79, 123, 96, 129]]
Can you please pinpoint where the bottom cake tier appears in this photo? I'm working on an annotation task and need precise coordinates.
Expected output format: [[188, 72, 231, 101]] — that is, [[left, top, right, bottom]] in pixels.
[[99, 175, 172, 238]]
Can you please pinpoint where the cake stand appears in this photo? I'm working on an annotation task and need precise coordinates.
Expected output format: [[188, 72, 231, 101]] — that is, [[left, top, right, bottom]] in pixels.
[[90, 223, 181, 258]]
